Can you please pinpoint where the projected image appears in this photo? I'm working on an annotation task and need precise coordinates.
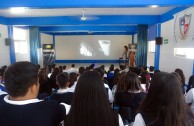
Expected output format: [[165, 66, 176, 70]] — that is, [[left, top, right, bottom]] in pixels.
[[98, 40, 110, 56], [80, 42, 93, 56]]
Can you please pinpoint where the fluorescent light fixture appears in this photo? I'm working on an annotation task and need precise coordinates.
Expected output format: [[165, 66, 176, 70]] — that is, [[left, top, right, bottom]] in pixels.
[[10, 7, 27, 14], [150, 5, 159, 8]]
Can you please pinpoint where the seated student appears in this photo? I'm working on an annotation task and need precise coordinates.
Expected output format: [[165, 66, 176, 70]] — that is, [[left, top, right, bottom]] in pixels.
[[133, 72, 194, 126], [64, 71, 124, 126], [0, 68, 7, 95], [69, 66, 85, 93], [149, 66, 155, 79], [65, 64, 78, 74], [51, 73, 74, 105], [0, 61, 66, 126], [94, 68, 114, 104], [115, 73, 146, 124], [186, 75, 194, 112]]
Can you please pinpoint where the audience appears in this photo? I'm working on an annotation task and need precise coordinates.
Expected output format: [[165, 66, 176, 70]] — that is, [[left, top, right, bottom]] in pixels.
[[51, 72, 74, 105], [64, 71, 123, 126], [49, 67, 61, 89], [133, 72, 194, 126], [175, 68, 186, 94], [65, 64, 78, 74], [115, 73, 146, 124], [0, 61, 66, 126]]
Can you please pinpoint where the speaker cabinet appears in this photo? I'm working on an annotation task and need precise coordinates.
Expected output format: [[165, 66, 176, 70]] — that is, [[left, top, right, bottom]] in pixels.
[[155, 37, 163, 45], [5, 38, 11, 46]]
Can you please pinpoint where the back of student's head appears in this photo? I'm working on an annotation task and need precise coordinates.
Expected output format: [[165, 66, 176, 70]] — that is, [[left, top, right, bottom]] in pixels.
[[38, 68, 48, 83], [109, 64, 114, 71], [139, 72, 193, 126], [187, 75, 194, 92], [175, 68, 185, 86], [125, 72, 141, 92], [149, 66, 155, 72], [69, 72, 78, 87], [71, 64, 75, 68], [63, 65, 66, 70], [4, 61, 39, 97], [65, 71, 118, 126], [94, 67, 104, 78], [56, 72, 69, 88], [78, 66, 85, 75]]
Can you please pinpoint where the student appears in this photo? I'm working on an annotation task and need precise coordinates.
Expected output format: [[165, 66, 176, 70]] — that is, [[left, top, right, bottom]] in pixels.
[[65, 64, 78, 74], [120, 45, 128, 66], [49, 67, 61, 89], [0, 61, 65, 126], [115, 73, 146, 124], [62, 65, 67, 72], [68, 66, 85, 93], [175, 68, 186, 94], [0, 68, 6, 95], [51, 72, 73, 105], [133, 72, 194, 126], [64, 71, 123, 126], [185, 75, 194, 112]]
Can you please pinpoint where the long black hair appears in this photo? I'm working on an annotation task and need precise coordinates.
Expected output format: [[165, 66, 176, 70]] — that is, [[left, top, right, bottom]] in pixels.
[[64, 71, 119, 126], [186, 75, 194, 93], [138, 72, 194, 126]]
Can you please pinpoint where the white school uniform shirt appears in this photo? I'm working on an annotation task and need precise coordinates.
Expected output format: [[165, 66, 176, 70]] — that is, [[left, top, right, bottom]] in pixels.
[[65, 68, 78, 74], [104, 83, 114, 103], [133, 113, 146, 126], [68, 81, 77, 93], [186, 88, 194, 112]]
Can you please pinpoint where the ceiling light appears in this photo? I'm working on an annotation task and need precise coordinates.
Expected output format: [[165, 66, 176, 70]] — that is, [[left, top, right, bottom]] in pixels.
[[150, 5, 159, 8], [81, 17, 87, 21], [10, 7, 27, 14]]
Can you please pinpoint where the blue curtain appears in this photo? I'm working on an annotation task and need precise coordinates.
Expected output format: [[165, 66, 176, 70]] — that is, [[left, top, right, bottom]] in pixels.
[[136, 25, 148, 66], [29, 27, 40, 64]]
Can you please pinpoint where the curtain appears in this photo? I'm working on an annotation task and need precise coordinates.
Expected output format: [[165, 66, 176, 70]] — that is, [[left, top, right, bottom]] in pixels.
[[136, 25, 148, 66], [29, 27, 40, 64]]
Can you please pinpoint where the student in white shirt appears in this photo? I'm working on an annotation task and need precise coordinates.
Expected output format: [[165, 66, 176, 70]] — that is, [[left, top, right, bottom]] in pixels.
[[64, 64, 78, 74], [133, 72, 194, 126]]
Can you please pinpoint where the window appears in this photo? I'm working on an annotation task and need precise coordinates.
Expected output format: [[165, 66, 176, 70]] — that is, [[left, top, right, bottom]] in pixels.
[[174, 48, 194, 59], [148, 40, 155, 53], [13, 27, 28, 54]]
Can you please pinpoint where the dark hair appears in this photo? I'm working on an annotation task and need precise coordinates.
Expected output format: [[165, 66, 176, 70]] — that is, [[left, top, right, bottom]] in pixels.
[[125, 72, 142, 92], [69, 72, 77, 88], [139, 72, 194, 126], [39, 68, 48, 83], [59, 66, 63, 72], [140, 71, 150, 91], [94, 68, 104, 78], [175, 68, 185, 87], [65, 71, 118, 126], [62, 65, 66, 70], [79, 66, 85, 75], [56, 72, 69, 88], [89, 64, 95, 69], [124, 45, 128, 51], [99, 65, 105, 71], [71, 64, 75, 68], [154, 69, 161, 74], [50, 68, 61, 89], [4, 61, 39, 97], [116, 72, 127, 92], [187, 75, 194, 92], [109, 64, 114, 72], [132, 67, 142, 76], [149, 66, 155, 72]]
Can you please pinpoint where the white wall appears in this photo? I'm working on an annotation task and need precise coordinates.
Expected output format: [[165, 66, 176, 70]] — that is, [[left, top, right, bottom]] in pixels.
[[160, 7, 194, 82], [40, 33, 53, 45], [147, 51, 154, 67], [0, 24, 10, 66]]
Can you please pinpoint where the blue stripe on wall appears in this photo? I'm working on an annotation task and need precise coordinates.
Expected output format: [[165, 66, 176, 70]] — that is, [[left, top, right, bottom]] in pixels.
[[7, 26, 16, 64], [55, 60, 125, 63], [154, 24, 161, 70]]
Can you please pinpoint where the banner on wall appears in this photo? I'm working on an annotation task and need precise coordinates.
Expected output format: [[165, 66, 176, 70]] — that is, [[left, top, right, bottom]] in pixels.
[[174, 7, 194, 45], [42, 44, 55, 67]]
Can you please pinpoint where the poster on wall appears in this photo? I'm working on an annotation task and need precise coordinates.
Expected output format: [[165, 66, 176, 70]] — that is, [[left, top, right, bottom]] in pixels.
[[42, 44, 55, 67], [174, 7, 194, 44]]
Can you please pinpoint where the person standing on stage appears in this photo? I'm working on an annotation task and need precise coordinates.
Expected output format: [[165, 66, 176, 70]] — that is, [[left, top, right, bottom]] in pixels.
[[120, 46, 128, 66]]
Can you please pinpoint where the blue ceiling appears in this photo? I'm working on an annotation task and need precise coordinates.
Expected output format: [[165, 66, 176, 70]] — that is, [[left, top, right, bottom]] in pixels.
[[0, 0, 193, 35]]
